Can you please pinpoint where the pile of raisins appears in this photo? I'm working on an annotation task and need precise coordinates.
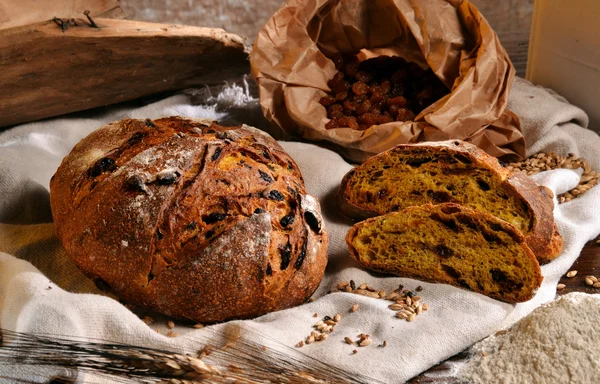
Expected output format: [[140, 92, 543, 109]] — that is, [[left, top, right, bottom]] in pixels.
[[320, 54, 449, 130]]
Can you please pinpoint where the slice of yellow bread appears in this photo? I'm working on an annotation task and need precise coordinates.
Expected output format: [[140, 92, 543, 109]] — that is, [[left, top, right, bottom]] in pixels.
[[339, 140, 562, 263], [346, 203, 543, 303]]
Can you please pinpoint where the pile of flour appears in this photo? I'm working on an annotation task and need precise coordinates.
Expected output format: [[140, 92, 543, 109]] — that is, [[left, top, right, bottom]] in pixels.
[[459, 292, 600, 384]]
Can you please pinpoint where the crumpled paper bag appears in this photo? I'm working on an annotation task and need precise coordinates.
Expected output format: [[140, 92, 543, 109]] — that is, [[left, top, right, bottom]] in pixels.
[[251, 0, 525, 163]]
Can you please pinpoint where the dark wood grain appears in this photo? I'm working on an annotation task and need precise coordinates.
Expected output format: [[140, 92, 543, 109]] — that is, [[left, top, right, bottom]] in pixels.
[[557, 236, 600, 294], [408, 234, 600, 383]]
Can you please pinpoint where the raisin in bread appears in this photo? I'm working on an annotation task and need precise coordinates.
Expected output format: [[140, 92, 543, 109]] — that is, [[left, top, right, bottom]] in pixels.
[[50, 117, 328, 323], [339, 140, 562, 263], [346, 203, 543, 303]]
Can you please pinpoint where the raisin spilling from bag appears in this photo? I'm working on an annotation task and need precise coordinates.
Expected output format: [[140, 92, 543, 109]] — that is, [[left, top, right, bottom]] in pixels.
[[320, 55, 449, 130]]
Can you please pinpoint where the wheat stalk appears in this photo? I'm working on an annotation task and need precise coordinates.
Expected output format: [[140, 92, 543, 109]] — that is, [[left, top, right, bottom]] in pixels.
[[0, 328, 379, 383]]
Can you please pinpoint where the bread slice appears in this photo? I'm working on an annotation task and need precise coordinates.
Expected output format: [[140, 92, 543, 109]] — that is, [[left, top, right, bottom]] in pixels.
[[346, 203, 543, 303], [339, 140, 562, 263]]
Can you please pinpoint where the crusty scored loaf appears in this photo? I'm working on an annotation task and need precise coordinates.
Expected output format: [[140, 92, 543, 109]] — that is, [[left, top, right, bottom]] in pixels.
[[50, 117, 328, 322], [339, 140, 562, 263], [346, 203, 543, 303]]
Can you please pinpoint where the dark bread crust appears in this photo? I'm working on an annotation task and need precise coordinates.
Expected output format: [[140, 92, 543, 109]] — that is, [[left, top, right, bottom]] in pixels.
[[346, 203, 543, 303], [339, 140, 562, 263], [50, 117, 328, 322], [505, 173, 562, 263]]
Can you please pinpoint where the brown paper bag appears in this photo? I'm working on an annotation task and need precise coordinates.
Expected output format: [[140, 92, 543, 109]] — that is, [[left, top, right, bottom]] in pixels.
[[250, 0, 526, 163]]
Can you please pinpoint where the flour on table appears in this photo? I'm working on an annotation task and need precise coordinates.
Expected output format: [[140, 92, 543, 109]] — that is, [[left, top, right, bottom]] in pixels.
[[459, 292, 600, 384]]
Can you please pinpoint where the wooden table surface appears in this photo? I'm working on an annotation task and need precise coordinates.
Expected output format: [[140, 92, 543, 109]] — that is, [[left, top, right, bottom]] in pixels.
[[409, 234, 600, 383]]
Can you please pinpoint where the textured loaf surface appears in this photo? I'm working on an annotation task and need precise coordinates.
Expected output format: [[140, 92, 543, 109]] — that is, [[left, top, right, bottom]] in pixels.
[[346, 203, 543, 303], [339, 140, 562, 262], [50, 117, 328, 322]]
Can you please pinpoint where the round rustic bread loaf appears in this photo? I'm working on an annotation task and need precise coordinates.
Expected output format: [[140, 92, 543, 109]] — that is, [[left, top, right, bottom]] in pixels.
[[50, 117, 328, 322]]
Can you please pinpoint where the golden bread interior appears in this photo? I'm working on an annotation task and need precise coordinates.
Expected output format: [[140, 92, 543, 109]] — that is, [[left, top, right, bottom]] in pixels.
[[344, 148, 532, 233], [347, 204, 542, 303]]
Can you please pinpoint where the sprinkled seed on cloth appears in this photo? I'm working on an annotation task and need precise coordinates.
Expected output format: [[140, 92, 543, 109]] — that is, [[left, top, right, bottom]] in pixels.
[[507, 152, 599, 203]]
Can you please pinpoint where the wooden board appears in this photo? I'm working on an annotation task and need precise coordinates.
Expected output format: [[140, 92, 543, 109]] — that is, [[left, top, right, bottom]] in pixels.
[[408, 234, 600, 383], [470, 0, 534, 77], [120, 0, 534, 76], [0, 18, 250, 128], [0, 0, 124, 30], [120, 0, 283, 43], [556, 238, 600, 294]]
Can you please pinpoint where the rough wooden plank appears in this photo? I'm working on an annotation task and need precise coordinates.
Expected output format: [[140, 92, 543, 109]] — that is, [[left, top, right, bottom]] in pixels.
[[0, 0, 124, 30], [0, 18, 250, 127]]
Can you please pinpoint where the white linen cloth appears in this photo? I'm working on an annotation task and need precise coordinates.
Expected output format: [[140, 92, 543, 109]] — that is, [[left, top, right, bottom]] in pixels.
[[0, 77, 599, 383]]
